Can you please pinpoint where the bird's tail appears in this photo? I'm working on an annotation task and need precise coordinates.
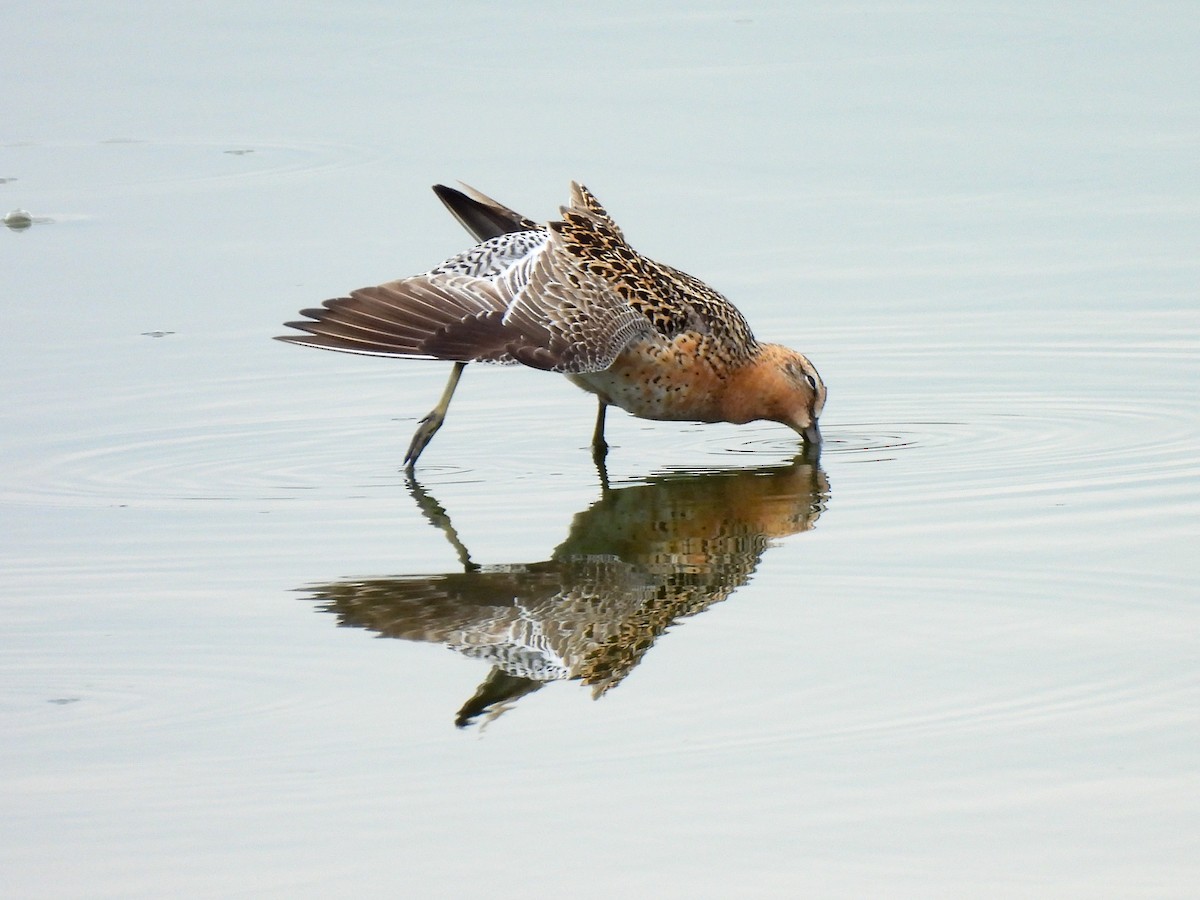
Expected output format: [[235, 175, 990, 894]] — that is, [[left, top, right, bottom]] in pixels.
[[432, 182, 538, 241]]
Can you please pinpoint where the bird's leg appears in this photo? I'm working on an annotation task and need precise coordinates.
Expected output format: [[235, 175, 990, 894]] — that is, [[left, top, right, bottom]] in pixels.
[[404, 362, 466, 470], [590, 399, 611, 489], [590, 398, 609, 459]]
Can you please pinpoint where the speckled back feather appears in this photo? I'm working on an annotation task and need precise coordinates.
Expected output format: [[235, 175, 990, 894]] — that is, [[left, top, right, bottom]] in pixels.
[[552, 184, 760, 363]]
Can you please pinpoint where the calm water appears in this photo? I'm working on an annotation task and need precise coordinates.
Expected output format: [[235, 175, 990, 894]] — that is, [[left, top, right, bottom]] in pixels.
[[3, 3, 1198, 897]]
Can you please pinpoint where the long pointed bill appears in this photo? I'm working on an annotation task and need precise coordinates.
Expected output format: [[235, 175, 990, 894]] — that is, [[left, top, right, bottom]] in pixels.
[[801, 421, 821, 445]]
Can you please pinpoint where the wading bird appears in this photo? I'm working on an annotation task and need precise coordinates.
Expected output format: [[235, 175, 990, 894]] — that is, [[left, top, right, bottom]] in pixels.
[[277, 182, 825, 468]]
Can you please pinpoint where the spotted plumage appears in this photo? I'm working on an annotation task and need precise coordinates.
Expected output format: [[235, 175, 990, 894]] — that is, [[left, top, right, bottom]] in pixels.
[[277, 181, 826, 467]]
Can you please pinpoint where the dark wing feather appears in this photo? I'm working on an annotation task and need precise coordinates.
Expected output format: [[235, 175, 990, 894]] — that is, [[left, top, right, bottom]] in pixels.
[[277, 274, 542, 363]]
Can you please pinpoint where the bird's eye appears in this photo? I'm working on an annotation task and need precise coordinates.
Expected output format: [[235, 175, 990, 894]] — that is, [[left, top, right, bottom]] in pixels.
[[805, 374, 817, 390]]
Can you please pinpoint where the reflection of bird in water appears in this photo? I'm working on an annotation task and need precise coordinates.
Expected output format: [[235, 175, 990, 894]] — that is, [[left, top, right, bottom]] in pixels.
[[276, 181, 825, 469], [306, 454, 829, 728]]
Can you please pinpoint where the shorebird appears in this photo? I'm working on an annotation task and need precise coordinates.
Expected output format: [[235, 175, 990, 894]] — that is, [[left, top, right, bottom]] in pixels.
[[277, 182, 826, 468]]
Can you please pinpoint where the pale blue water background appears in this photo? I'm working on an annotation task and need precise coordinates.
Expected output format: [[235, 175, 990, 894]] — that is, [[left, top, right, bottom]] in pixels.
[[3, 2, 1198, 897]]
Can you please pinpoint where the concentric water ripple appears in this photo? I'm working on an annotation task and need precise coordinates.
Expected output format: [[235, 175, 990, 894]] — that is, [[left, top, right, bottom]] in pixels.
[[4, 359, 1195, 514], [1, 416, 385, 507]]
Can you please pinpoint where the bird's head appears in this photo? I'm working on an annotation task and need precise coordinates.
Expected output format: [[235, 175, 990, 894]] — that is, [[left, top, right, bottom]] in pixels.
[[725, 344, 824, 446]]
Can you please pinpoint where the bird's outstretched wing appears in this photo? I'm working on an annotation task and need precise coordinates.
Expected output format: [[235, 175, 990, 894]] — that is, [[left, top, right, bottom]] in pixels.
[[276, 182, 757, 371]]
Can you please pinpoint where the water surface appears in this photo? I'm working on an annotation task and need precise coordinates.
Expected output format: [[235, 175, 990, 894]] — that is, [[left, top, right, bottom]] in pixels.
[[3, 2, 1197, 897]]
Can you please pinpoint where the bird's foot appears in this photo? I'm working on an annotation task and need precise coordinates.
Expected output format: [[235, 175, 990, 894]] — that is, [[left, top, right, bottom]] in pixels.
[[404, 411, 444, 470]]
